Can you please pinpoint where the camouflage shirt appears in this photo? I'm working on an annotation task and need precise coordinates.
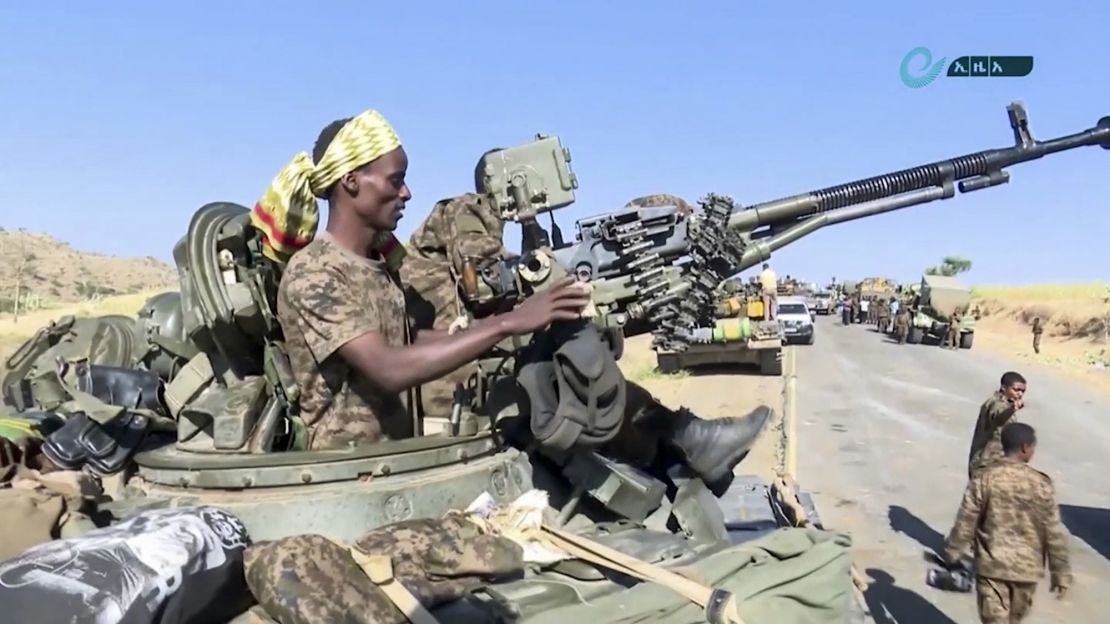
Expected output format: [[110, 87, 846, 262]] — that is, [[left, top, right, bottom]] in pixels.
[[277, 234, 413, 449], [967, 391, 1019, 474], [944, 457, 1071, 586]]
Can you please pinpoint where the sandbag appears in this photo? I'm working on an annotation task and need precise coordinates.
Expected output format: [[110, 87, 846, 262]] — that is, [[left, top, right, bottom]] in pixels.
[[519, 527, 855, 624], [0, 506, 254, 624]]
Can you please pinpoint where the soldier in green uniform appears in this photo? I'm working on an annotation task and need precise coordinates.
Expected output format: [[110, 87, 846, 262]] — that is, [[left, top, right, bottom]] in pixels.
[[893, 307, 911, 344], [1032, 317, 1043, 354], [397, 168, 766, 488], [966, 372, 1026, 478], [945, 311, 962, 350], [876, 297, 890, 333], [267, 110, 592, 450], [399, 190, 512, 420], [943, 422, 1071, 623]]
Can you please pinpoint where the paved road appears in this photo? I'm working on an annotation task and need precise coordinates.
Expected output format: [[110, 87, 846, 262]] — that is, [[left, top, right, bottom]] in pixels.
[[792, 315, 1110, 624]]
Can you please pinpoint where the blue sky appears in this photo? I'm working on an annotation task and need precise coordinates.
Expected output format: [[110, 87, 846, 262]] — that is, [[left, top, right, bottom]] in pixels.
[[1, 1, 1106, 286]]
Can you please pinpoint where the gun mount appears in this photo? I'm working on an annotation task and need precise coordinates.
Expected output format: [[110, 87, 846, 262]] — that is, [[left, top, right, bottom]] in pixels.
[[463, 102, 1110, 353]]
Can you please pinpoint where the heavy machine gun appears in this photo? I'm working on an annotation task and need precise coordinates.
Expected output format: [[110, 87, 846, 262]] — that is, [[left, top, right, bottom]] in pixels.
[[460, 102, 1110, 354]]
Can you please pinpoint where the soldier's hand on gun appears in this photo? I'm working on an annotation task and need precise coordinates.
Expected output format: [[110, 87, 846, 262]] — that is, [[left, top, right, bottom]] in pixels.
[[503, 277, 592, 334]]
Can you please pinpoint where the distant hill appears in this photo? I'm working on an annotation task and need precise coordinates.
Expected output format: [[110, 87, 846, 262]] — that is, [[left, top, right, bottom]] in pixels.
[[0, 228, 178, 311]]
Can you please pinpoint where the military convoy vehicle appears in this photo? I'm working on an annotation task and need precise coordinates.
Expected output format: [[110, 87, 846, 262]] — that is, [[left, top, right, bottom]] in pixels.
[[657, 286, 786, 376], [905, 274, 977, 348], [2, 100, 1109, 622], [857, 277, 898, 302], [812, 291, 835, 315]]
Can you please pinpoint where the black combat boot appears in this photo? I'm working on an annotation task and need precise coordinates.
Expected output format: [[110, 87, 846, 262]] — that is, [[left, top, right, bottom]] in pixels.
[[634, 402, 772, 494]]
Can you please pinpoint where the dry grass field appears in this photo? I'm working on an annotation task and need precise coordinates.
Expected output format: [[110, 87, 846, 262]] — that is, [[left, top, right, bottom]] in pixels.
[[970, 282, 1110, 395], [0, 291, 167, 363]]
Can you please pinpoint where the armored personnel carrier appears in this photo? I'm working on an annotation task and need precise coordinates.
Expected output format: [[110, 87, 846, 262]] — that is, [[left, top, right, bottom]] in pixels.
[[4, 100, 1108, 622], [656, 284, 785, 376]]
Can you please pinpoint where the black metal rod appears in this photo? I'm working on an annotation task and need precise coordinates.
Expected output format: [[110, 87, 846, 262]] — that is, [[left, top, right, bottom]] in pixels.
[[728, 107, 1110, 230]]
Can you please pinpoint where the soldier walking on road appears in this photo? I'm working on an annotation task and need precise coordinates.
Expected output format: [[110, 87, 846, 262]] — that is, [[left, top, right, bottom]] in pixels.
[[1032, 317, 1043, 354], [945, 311, 962, 350], [943, 422, 1071, 624], [967, 372, 1026, 479], [876, 298, 890, 333], [894, 307, 911, 344]]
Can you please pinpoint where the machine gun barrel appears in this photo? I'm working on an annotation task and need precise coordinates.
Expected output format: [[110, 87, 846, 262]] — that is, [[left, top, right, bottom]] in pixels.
[[737, 186, 952, 271], [728, 103, 1110, 232]]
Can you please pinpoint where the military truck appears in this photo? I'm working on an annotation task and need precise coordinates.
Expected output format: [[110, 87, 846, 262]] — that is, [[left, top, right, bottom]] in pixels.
[[905, 274, 976, 348]]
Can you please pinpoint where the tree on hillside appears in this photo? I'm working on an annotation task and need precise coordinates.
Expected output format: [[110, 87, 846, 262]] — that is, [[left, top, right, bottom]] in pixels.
[[11, 246, 39, 324], [925, 256, 972, 277]]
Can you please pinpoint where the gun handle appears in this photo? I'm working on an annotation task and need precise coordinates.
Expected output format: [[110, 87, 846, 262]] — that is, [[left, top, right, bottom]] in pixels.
[[461, 258, 479, 301]]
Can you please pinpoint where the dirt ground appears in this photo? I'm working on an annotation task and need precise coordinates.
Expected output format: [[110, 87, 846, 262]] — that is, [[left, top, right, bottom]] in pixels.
[[618, 333, 787, 481], [966, 283, 1109, 396]]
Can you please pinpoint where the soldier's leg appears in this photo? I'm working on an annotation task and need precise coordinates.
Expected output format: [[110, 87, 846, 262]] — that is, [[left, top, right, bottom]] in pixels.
[[607, 381, 771, 493], [1008, 581, 1036, 622], [976, 576, 1012, 624], [1033, 334, 1041, 354]]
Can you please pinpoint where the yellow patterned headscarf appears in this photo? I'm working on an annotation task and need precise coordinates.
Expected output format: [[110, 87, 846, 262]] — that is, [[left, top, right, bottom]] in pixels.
[[251, 109, 408, 269]]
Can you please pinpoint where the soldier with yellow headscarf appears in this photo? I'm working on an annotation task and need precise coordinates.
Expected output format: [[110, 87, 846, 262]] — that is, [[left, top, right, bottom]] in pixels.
[[258, 109, 592, 450]]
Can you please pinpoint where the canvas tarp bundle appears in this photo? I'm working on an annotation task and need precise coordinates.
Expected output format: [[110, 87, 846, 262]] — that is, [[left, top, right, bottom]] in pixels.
[[522, 527, 855, 624]]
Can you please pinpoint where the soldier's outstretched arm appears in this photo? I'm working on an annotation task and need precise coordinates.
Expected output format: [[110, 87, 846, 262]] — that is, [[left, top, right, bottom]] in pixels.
[[339, 277, 590, 394], [942, 478, 983, 564], [985, 399, 1017, 427]]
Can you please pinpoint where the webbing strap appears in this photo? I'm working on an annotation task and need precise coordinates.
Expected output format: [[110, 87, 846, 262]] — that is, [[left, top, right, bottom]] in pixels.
[[163, 352, 215, 417], [22, 365, 126, 425], [348, 547, 442, 624], [533, 524, 746, 624]]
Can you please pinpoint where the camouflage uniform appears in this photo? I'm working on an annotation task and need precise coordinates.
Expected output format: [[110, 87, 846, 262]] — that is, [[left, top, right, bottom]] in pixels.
[[876, 299, 890, 333], [1032, 320, 1043, 354], [624, 193, 694, 215], [893, 309, 910, 344], [277, 234, 416, 449], [946, 313, 961, 349], [243, 512, 524, 624], [943, 457, 1071, 623], [967, 391, 1019, 478], [400, 193, 510, 419]]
